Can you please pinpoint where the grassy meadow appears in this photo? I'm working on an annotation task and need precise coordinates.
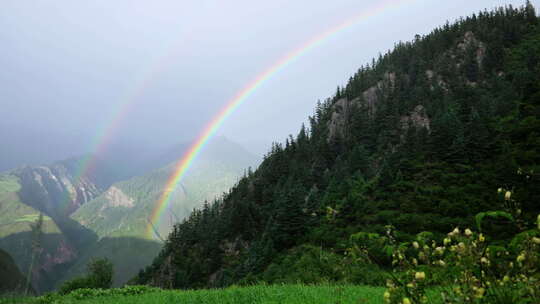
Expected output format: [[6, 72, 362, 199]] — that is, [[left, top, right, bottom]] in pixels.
[[0, 285, 391, 304]]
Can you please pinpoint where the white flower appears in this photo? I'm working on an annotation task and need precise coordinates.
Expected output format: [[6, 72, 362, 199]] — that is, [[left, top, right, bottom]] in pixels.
[[415, 272, 426, 280]]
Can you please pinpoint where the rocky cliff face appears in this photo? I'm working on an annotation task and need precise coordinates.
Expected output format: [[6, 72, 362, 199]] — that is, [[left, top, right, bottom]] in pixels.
[[12, 164, 101, 218], [0, 161, 102, 294], [327, 31, 486, 142], [400, 105, 431, 133], [327, 71, 397, 141]]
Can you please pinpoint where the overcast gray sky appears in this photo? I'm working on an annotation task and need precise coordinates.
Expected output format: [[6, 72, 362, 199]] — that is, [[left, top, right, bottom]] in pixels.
[[0, 0, 536, 170]]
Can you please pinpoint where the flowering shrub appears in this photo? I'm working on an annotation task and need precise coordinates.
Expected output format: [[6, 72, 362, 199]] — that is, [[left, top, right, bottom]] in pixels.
[[383, 215, 540, 304]]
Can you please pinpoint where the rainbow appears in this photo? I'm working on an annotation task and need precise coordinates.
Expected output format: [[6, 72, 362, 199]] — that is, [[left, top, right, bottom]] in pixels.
[[145, 0, 412, 239], [63, 39, 185, 212], [77, 50, 176, 179], [61, 64, 164, 212], [71, 24, 199, 191]]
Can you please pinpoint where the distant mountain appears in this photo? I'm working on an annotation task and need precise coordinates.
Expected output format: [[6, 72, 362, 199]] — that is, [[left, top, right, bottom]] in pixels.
[[0, 163, 98, 293], [156, 137, 260, 171], [61, 137, 258, 286], [72, 137, 258, 239], [0, 136, 258, 292], [11, 162, 101, 217]]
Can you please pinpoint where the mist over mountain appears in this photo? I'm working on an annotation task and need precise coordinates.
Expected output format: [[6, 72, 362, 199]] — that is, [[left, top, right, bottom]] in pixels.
[[0, 137, 256, 292]]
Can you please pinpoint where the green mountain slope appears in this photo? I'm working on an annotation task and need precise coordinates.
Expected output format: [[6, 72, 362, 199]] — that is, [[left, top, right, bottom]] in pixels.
[[71, 157, 250, 239], [72, 137, 258, 239], [62, 138, 258, 286], [0, 154, 139, 294], [136, 4, 540, 289], [0, 174, 77, 294]]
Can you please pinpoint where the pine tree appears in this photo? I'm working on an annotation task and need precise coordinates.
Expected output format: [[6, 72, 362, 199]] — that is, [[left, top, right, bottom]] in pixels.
[[26, 213, 43, 295]]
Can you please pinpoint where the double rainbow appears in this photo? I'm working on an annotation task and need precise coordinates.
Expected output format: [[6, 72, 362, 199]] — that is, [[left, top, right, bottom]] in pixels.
[[145, 0, 411, 239]]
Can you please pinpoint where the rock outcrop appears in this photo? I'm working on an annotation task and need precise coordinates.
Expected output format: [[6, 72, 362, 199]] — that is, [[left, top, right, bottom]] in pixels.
[[104, 186, 134, 208], [327, 31, 487, 142], [400, 105, 431, 133], [13, 164, 100, 217]]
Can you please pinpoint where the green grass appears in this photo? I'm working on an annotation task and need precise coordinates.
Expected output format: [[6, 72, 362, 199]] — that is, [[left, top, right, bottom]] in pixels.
[[1, 285, 387, 304], [0, 175, 21, 194], [13, 214, 52, 223]]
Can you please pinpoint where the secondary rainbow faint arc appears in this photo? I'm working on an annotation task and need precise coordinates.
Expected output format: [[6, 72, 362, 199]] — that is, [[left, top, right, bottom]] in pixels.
[[60, 58, 169, 213], [146, 0, 413, 239], [68, 11, 202, 194]]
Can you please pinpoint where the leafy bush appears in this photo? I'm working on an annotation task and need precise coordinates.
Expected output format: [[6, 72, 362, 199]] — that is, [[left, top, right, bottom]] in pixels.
[[40, 285, 161, 303], [116, 285, 160, 296], [86, 258, 113, 289], [58, 258, 113, 295], [257, 245, 345, 284], [383, 214, 540, 304], [58, 277, 92, 295], [67, 286, 157, 300], [34, 292, 62, 304]]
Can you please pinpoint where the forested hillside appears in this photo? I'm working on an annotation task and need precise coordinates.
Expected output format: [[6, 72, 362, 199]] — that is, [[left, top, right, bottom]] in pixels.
[[136, 4, 540, 289]]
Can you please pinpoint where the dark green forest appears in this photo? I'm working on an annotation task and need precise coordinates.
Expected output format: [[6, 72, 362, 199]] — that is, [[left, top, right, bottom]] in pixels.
[[135, 3, 540, 290]]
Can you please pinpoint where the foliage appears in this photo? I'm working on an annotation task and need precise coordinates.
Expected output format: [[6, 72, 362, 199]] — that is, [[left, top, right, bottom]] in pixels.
[[475, 211, 514, 232], [384, 211, 540, 304], [26, 213, 44, 296], [85, 258, 113, 289], [59, 258, 113, 295]]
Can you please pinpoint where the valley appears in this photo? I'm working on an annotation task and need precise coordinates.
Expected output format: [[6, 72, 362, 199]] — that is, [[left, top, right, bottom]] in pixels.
[[0, 137, 257, 293], [1, 2, 539, 304]]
